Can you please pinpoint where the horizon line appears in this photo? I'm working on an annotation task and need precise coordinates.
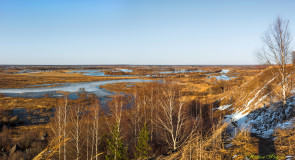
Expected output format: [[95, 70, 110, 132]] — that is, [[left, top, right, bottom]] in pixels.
[[0, 64, 261, 66]]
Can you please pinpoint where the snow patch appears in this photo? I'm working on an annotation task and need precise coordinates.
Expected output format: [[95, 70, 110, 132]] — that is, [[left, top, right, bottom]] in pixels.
[[232, 111, 248, 121], [217, 104, 232, 111]]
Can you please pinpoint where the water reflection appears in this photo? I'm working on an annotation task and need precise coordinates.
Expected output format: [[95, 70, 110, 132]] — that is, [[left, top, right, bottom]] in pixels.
[[0, 79, 153, 99]]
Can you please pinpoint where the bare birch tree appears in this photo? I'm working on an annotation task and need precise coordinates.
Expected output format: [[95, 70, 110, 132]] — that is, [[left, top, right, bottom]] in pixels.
[[63, 97, 68, 160], [68, 105, 84, 160], [157, 83, 195, 151], [51, 98, 68, 160], [257, 16, 293, 105], [130, 89, 142, 140], [92, 101, 101, 160], [74, 106, 81, 160]]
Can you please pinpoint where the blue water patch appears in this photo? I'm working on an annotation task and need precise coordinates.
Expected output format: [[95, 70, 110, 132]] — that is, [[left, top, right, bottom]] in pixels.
[[115, 69, 133, 72], [207, 75, 235, 81], [69, 70, 134, 77], [159, 70, 203, 74], [0, 79, 154, 99], [207, 69, 236, 81]]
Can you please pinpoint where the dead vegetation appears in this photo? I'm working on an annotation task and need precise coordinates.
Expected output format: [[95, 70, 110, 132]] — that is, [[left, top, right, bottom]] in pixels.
[[275, 124, 295, 157], [1, 65, 291, 159], [0, 69, 140, 89]]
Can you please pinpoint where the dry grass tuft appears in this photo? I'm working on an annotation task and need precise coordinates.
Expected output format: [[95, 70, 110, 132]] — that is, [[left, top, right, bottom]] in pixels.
[[274, 124, 295, 157], [33, 136, 70, 160]]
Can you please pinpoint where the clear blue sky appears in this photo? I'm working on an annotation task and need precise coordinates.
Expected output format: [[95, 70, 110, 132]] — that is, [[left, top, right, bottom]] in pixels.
[[0, 0, 294, 65]]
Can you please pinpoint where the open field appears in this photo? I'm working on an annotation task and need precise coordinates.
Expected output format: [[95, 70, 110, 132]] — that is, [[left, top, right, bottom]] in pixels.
[[0, 70, 141, 89], [1, 1, 295, 159], [0, 65, 275, 159], [0, 65, 266, 102], [102, 65, 265, 97]]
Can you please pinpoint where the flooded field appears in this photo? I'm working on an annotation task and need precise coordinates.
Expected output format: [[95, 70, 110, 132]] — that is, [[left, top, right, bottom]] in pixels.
[[68, 69, 134, 77], [159, 69, 203, 74], [0, 79, 153, 99], [206, 69, 237, 80], [0, 78, 155, 128]]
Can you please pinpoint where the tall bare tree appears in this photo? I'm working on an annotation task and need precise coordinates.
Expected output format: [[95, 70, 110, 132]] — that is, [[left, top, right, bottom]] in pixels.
[[50, 98, 69, 160], [257, 16, 293, 105], [157, 83, 195, 151], [63, 97, 68, 160]]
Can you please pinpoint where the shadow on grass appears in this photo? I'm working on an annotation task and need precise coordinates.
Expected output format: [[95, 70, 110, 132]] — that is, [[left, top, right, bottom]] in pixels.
[[257, 136, 277, 160]]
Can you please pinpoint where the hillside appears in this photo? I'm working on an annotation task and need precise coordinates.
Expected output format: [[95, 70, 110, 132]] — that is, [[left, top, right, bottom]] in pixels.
[[159, 66, 295, 160], [219, 66, 295, 121]]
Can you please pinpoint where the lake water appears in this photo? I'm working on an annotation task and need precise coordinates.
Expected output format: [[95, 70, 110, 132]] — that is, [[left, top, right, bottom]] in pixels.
[[69, 69, 204, 77], [207, 69, 236, 80], [69, 69, 134, 77], [159, 70, 203, 74], [214, 74, 234, 80], [116, 68, 133, 72], [0, 79, 153, 99], [69, 70, 111, 76], [0, 77, 154, 127]]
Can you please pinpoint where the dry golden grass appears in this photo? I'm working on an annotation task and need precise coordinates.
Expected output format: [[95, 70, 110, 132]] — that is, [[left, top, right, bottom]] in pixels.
[[100, 82, 153, 93], [223, 65, 295, 115], [33, 135, 103, 160], [0, 95, 103, 110], [275, 125, 295, 157], [0, 97, 57, 109], [229, 129, 259, 159], [11, 124, 50, 140], [0, 70, 139, 89], [100, 65, 261, 106], [162, 126, 260, 160], [159, 123, 229, 160], [33, 136, 70, 160]]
